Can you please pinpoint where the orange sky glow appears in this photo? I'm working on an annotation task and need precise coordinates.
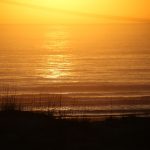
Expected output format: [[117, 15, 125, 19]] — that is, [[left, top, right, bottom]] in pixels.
[[0, 0, 150, 24]]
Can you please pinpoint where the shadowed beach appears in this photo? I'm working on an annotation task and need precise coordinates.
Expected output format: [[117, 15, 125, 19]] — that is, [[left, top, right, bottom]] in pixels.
[[0, 109, 150, 150]]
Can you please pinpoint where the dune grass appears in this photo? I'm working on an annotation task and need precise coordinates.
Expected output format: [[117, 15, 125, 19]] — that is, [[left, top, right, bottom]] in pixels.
[[0, 87, 150, 150]]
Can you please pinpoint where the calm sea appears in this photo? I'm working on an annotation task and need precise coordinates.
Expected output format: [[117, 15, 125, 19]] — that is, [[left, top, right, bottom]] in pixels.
[[0, 24, 150, 116]]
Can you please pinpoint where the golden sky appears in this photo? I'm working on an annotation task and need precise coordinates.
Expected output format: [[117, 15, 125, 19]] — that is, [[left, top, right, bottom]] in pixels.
[[0, 0, 150, 24]]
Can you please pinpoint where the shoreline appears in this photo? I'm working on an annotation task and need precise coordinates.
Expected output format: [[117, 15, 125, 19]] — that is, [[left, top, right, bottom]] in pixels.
[[0, 93, 150, 120]]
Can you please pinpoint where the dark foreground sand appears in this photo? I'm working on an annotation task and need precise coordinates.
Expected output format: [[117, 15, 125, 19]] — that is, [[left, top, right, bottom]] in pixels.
[[0, 111, 150, 150]]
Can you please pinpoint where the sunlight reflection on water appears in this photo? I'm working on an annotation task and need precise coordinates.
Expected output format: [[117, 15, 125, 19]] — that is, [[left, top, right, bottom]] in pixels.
[[40, 27, 73, 79], [38, 55, 72, 79]]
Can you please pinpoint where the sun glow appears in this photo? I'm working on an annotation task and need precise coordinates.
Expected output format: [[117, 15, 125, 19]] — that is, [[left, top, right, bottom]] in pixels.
[[0, 0, 150, 24], [35, 0, 82, 10]]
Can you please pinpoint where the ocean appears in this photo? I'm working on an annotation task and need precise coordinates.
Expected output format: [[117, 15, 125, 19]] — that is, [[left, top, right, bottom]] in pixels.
[[0, 24, 150, 117]]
